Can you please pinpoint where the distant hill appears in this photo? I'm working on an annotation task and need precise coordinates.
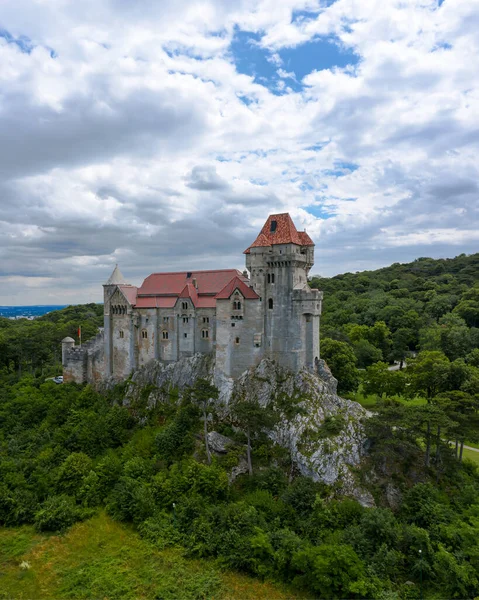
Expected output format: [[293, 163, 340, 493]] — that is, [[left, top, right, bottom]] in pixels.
[[309, 252, 479, 369], [0, 305, 68, 319]]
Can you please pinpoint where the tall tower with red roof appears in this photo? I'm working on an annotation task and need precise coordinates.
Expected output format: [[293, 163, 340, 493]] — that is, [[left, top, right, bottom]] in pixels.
[[244, 213, 322, 372]]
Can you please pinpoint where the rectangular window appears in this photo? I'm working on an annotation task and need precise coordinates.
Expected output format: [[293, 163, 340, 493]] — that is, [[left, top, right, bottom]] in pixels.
[[203, 317, 209, 323], [183, 317, 189, 324], [163, 317, 169, 323], [201, 329, 209, 339], [184, 333, 188, 338], [119, 330, 124, 339], [182, 302, 188, 310]]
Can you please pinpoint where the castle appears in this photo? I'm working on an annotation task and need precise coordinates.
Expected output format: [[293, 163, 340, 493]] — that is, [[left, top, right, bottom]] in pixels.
[[62, 213, 323, 383]]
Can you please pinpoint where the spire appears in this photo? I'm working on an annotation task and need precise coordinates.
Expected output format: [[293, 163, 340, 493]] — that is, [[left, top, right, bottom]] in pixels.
[[104, 264, 126, 286]]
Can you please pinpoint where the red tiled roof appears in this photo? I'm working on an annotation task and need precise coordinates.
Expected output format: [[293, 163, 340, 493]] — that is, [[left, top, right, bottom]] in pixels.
[[179, 283, 199, 304], [118, 285, 138, 306], [134, 296, 177, 308], [138, 269, 246, 296], [215, 276, 260, 300], [132, 269, 256, 309], [244, 213, 314, 253], [298, 231, 314, 246]]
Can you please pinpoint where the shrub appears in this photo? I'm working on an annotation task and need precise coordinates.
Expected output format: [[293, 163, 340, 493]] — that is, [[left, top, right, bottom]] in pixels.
[[107, 477, 156, 524], [34, 494, 86, 532], [56, 452, 93, 497]]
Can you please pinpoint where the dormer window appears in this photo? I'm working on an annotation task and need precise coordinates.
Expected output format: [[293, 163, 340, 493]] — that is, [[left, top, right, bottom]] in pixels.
[[233, 300, 242, 310], [270, 220, 277, 232], [181, 302, 188, 310]]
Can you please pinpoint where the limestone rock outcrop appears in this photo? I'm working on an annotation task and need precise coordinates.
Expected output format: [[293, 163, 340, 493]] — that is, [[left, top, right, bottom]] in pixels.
[[125, 354, 373, 506]]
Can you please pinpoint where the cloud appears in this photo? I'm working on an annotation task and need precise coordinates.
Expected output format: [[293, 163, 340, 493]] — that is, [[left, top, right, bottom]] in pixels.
[[0, 0, 478, 303]]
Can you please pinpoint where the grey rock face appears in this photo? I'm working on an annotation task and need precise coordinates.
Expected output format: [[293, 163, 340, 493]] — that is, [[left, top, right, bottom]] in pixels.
[[207, 431, 234, 454], [125, 354, 373, 506]]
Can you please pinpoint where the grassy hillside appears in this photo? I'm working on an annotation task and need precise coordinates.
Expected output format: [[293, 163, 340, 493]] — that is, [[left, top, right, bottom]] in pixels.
[[0, 512, 301, 600]]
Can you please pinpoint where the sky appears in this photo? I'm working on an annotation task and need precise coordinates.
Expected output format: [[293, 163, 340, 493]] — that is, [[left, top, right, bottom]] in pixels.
[[0, 0, 478, 305]]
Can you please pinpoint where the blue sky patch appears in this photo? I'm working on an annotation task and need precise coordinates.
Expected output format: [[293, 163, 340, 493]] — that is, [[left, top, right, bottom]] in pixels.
[[0, 29, 35, 53], [304, 204, 337, 220], [280, 38, 358, 81], [0, 28, 57, 58], [230, 29, 358, 94]]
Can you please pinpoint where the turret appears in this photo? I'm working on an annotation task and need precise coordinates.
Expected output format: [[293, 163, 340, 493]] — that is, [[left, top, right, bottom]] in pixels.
[[61, 336, 75, 365]]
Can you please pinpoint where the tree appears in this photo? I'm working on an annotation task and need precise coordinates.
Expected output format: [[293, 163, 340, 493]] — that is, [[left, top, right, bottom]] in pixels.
[[362, 362, 406, 397], [231, 396, 278, 476], [321, 339, 359, 393], [408, 351, 450, 400], [435, 391, 479, 462], [391, 327, 415, 368], [191, 379, 219, 465], [353, 339, 382, 368]]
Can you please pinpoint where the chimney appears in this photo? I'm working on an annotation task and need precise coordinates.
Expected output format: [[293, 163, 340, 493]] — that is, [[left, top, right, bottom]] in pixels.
[[192, 278, 198, 289]]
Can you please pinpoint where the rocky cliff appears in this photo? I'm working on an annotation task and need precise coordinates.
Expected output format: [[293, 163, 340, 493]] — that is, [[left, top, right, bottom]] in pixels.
[[125, 354, 373, 506]]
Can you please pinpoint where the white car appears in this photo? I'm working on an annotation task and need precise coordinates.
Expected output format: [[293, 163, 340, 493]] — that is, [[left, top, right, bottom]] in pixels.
[[53, 376, 64, 384]]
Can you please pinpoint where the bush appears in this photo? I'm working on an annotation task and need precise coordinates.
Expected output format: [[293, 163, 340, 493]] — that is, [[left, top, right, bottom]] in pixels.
[[107, 477, 156, 524], [34, 494, 87, 532], [56, 452, 93, 497], [292, 543, 369, 599]]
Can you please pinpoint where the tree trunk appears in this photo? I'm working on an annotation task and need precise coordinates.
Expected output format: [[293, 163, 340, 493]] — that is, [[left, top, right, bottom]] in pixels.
[[459, 440, 464, 463], [455, 439, 459, 459], [246, 428, 253, 476], [203, 404, 211, 465], [425, 421, 431, 468], [435, 426, 441, 483], [399, 359, 404, 370]]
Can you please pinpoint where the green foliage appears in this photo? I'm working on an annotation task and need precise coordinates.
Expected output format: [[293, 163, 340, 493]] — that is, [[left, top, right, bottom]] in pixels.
[[155, 401, 200, 464], [292, 543, 370, 599], [2, 290, 479, 598], [34, 495, 89, 532], [321, 338, 359, 393]]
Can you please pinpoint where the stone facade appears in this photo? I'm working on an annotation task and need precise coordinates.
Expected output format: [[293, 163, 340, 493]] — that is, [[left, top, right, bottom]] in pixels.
[[63, 213, 323, 383]]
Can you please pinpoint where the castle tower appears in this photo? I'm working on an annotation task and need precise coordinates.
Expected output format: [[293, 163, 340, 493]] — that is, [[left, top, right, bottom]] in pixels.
[[103, 264, 127, 377], [244, 213, 322, 372], [61, 336, 75, 365]]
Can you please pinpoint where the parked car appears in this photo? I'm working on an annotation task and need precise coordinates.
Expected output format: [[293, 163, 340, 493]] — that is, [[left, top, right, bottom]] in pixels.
[[53, 376, 64, 384]]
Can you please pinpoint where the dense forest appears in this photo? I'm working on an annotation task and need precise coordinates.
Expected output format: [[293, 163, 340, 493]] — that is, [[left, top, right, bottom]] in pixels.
[[0, 253, 479, 599]]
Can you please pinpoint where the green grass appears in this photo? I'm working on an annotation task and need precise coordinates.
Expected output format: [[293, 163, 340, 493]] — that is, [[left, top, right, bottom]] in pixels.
[[0, 512, 303, 600], [347, 390, 427, 410], [462, 447, 479, 467]]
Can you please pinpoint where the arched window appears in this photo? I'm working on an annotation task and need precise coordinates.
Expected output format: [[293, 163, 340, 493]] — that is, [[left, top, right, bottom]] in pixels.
[[268, 298, 273, 310], [235, 336, 240, 344], [233, 301, 242, 310], [162, 330, 168, 340], [141, 330, 148, 339], [267, 274, 271, 283], [119, 330, 124, 338], [271, 273, 275, 284], [182, 301, 188, 310], [201, 329, 209, 339]]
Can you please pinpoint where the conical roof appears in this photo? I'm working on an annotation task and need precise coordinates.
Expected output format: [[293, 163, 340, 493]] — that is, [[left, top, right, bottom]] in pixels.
[[104, 264, 126, 285]]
